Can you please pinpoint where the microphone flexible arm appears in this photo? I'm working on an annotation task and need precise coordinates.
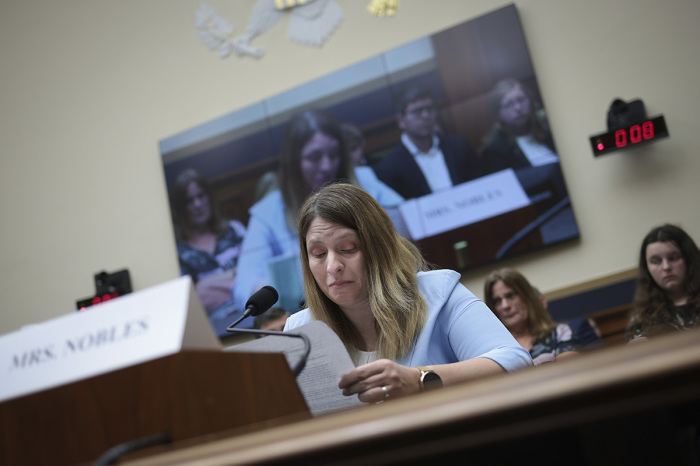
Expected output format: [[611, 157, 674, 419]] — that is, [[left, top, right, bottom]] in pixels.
[[225, 328, 311, 377], [225, 312, 252, 330]]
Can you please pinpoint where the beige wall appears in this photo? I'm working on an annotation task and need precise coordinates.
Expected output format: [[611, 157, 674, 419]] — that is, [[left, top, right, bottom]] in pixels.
[[1, 0, 699, 336]]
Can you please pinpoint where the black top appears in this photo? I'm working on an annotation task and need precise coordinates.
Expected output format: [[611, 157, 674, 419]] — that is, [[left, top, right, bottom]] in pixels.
[[625, 303, 699, 342]]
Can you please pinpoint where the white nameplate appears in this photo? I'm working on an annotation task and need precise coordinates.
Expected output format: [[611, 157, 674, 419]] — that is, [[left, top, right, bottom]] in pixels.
[[0, 276, 221, 403], [399, 169, 531, 240]]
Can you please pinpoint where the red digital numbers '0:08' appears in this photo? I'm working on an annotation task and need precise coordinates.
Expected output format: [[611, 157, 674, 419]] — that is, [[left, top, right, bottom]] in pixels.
[[615, 121, 655, 148], [615, 129, 627, 148]]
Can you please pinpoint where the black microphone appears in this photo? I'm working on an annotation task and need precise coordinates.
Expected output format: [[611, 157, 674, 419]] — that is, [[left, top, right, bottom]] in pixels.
[[226, 288, 310, 377], [226, 286, 279, 330]]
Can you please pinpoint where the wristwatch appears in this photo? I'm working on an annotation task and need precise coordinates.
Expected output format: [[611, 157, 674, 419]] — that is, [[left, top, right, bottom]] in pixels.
[[416, 366, 443, 391]]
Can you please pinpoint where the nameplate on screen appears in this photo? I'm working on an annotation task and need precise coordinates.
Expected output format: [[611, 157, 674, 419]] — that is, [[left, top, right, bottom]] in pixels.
[[0, 276, 220, 403], [399, 169, 531, 241]]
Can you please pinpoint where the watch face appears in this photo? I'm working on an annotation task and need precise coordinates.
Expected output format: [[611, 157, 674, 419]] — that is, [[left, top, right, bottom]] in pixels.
[[422, 371, 443, 391]]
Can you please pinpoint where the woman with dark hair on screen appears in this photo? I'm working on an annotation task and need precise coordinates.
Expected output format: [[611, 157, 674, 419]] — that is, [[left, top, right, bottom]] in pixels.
[[484, 268, 582, 365], [284, 183, 531, 403], [169, 168, 246, 318], [626, 224, 700, 342], [233, 108, 404, 315]]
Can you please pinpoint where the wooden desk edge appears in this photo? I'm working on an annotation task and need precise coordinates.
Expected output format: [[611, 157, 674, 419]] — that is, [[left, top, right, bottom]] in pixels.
[[123, 329, 700, 466]]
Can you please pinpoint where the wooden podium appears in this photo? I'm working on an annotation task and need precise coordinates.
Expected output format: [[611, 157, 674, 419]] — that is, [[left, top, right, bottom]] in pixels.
[[0, 350, 310, 466]]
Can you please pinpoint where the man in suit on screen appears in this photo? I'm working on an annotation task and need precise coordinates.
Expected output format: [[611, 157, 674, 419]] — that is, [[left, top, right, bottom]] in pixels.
[[372, 83, 482, 200]]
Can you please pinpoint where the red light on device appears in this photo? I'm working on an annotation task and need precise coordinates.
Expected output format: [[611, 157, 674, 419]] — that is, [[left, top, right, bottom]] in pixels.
[[597, 142, 604, 151]]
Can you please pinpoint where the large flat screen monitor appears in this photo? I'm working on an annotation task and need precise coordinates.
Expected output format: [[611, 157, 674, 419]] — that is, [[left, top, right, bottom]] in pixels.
[[159, 4, 580, 337]]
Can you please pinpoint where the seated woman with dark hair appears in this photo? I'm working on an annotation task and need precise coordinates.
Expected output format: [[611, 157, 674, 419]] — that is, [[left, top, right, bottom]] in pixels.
[[169, 168, 246, 320], [284, 183, 531, 403], [626, 224, 700, 342], [484, 268, 582, 365]]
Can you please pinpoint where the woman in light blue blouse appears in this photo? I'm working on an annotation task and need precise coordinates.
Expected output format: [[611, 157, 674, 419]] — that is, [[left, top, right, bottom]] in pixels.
[[285, 183, 531, 403]]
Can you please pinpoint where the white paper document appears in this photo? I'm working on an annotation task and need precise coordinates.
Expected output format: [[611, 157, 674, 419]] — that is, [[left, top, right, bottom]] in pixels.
[[226, 321, 366, 416]]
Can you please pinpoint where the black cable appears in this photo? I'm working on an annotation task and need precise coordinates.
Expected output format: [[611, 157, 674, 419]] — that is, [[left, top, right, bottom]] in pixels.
[[92, 432, 171, 466]]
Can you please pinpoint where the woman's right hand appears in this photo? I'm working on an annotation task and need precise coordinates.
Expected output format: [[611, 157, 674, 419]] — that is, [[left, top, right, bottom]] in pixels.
[[338, 359, 422, 403]]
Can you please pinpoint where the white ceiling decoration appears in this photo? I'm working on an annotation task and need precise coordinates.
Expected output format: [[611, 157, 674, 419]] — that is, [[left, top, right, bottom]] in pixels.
[[195, 0, 399, 59], [195, 0, 344, 59]]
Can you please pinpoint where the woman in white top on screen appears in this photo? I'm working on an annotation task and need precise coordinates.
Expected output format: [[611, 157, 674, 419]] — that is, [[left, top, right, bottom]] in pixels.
[[478, 78, 569, 212], [479, 78, 559, 172]]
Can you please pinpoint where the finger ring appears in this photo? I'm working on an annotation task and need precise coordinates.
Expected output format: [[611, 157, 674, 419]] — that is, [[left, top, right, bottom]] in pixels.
[[381, 385, 390, 399]]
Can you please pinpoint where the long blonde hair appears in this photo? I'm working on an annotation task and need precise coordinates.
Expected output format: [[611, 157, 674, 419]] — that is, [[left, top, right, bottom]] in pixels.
[[298, 183, 429, 362]]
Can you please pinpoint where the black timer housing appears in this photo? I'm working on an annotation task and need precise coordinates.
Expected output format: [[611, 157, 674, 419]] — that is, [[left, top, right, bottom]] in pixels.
[[589, 98, 669, 157]]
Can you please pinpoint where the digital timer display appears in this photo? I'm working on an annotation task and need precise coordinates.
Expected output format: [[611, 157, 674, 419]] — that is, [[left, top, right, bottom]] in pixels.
[[75, 269, 132, 311], [77, 292, 122, 311], [590, 114, 669, 157]]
